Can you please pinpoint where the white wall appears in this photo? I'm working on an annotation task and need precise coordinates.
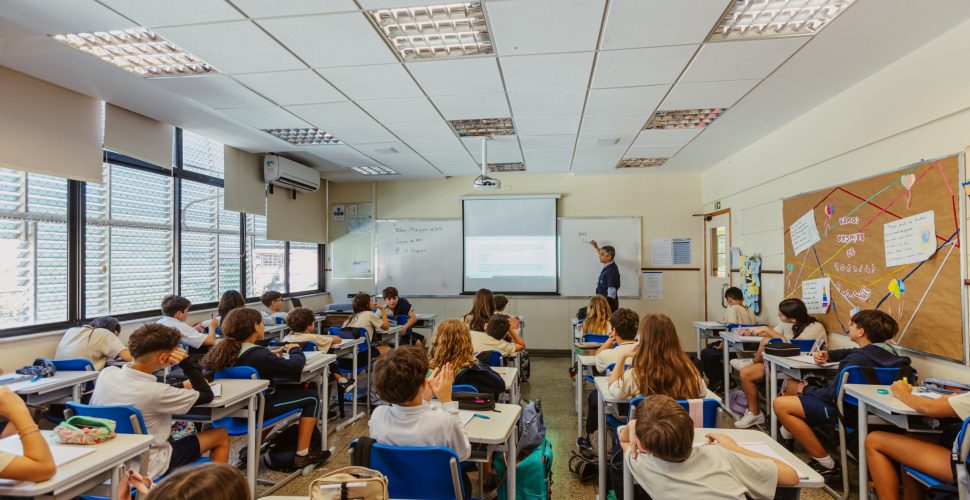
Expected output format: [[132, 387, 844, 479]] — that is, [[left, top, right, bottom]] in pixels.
[[704, 18, 970, 379], [328, 171, 704, 351]]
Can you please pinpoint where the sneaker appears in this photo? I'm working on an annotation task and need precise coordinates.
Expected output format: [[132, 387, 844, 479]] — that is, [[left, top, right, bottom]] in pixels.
[[293, 448, 332, 469], [341, 378, 357, 393], [730, 358, 754, 371], [327, 409, 338, 420], [734, 410, 765, 428], [809, 460, 843, 486]]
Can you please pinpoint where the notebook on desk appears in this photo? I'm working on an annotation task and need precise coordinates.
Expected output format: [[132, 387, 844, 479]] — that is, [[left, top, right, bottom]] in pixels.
[[0, 435, 96, 485]]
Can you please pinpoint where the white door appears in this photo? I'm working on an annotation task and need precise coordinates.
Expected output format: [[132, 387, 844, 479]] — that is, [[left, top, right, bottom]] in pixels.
[[705, 210, 732, 320]]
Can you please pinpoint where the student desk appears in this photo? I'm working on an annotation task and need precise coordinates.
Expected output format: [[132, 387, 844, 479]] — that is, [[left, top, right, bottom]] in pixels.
[[719, 331, 763, 417], [15, 371, 100, 406], [331, 337, 366, 432], [373, 325, 406, 348], [492, 366, 519, 403], [845, 384, 940, 500], [264, 323, 289, 341], [414, 312, 437, 331], [575, 354, 596, 438], [0, 431, 153, 500], [594, 376, 630, 496], [694, 321, 727, 359], [465, 403, 522, 498], [276, 351, 336, 450], [620, 427, 824, 500], [762, 354, 839, 439], [174, 378, 268, 500]]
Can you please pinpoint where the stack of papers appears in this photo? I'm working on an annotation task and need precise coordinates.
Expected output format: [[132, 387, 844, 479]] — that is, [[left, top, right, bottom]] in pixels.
[[736, 442, 811, 480], [789, 355, 838, 368]]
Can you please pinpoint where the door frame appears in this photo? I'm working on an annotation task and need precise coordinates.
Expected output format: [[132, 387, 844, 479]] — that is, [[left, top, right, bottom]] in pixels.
[[703, 208, 733, 321]]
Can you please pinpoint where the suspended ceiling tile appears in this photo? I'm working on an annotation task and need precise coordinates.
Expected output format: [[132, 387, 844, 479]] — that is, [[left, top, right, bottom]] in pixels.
[[572, 147, 626, 171], [220, 106, 309, 129], [357, 96, 441, 124], [430, 93, 511, 120], [680, 38, 808, 83], [601, 0, 731, 49], [384, 120, 460, 142], [625, 144, 683, 157], [257, 13, 398, 68], [234, 70, 346, 106], [461, 135, 519, 152], [319, 64, 423, 101], [500, 52, 594, 92], [358, 0, 448, 8], [3, 0, 133, 34], [514, 116, 581, 136], [406, 57, 505, 96], [508, 90, 586, 117], [660, 79, 758, 109], [152, 74, 272, 108], [406, 139, 469, 155], [468, 149, 523, 163], [592, 45, 697, 88], [574, 133, 636, 150], [155, 22, 304, 74], [487, 0, 605, 56], [519, 134, 576, 150], [98, 0, 244, 27], [523, 149, 574, 162], [525, 160, 571, 173], [232, 0, 359, 17], [584, 85, 669, 115], [579, 112, 651, 135], [632, 128, 703, 147]]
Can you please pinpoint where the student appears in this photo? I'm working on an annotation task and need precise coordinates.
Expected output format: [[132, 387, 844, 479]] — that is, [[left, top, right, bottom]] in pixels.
[[470, 314, 525, 358], [157, 295, 216, 353], [592, 308, 639, 373], [865, 378, 970, 500], [123, 462, 250, 500], [217, 290, 245, 325], [0, 386, 56, 482], [581, 295, 611, 336], [282, 307, 341, 351], [55, 316, 132, 370], [370, 346, 471, 493], [202, 308, 331, 467], [619, 395, 798, 499], [462, 288, 495, 332], [590, 240, 620, 312], [343, 293, 391, 359], [699, 287, 759, 392], [91, 323, 229, 479], [734, 298, 827, 428], [382, 286, 422, 348], [773, 309, 912, 484], [493, 294, 510, 315], [260, 290, 287, 325], [429, 319, 504, 396]]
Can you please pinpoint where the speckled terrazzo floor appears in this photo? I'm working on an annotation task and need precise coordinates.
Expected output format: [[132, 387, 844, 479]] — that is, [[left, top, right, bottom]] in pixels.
[[233, 356, 849, 499]]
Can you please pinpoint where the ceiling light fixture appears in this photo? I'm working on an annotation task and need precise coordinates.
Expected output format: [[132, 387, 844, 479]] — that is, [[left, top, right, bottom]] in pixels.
[[449, 117, 515, 137], [350, 165, 400, 176], [617, 158, 667, 169], [51, 28, 215, 78], [708, 0, 856, 41], [644, 108, 725, 130], [263, 128, 342, 145], [369, 2, 493, 60], [488, 162, 526, 173]]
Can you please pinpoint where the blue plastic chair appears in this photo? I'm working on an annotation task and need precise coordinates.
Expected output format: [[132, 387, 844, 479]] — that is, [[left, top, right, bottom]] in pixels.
[[330, 326, 373, 408], [582, 333, 610, 344], [629, 396, 722, 428], [46, 358, 96, 372], [791, 337, 823, 352], [350, 440, 469, 499], [267, 340, 318, 351], [396, 314, 411, 335], [212, 366, 303, 435], [901, 415, 970, 496], [483, 350, 502, 367]]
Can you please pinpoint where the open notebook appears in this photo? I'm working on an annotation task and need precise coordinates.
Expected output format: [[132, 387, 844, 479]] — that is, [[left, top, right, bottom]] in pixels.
[[0, 435, 96, 485], [736, 442, 811, 480], [789, 355, 838, 368], [0, 374, 62, 393]]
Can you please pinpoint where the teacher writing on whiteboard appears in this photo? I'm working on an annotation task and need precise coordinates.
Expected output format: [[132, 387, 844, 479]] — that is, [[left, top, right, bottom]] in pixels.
[[590, 240, 620, 312]]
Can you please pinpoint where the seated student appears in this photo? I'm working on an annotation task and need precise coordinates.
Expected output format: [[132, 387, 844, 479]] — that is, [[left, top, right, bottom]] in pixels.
[[157, 295, 216, 354], [282, 307, 341, 351], [260, 291, 287, 325], [619, 395, 798, 499], [55, 316, 132, 370], [773, 309, 912, 484], [216, 290, 245, 327], [865, 378, 970, 500], [202, 308, 331, 467], [382, 286, 423, 348], [700, 286, 758, 392], [429, 319, 505, 396], [462, 288, 495, 333], [342, 293, 391, 359], [592, 308, 639, 373], [470, 314, 525, 359], [0, 387, 56, 482], [493, 294, 522, 334], [91, 323, 229, 480], [734, 298, 827, 428], [123, 462, 249, 500], [581, 295, 612, 336]]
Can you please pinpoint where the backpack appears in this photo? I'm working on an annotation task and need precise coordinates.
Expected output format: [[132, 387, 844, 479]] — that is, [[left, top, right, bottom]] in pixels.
[[310, 466, 388, 500], [263, 423, 323, 471], [608, 449, 651, 500], [518, 399, 546, 453], [518, 351, 531, 384], [568, 445, 597, 483], [491, 436, 554, 500]]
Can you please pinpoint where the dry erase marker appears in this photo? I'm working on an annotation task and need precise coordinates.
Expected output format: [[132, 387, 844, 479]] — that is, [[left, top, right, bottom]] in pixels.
[[903, 377, 908, 384], [473, 414, 490, 420]]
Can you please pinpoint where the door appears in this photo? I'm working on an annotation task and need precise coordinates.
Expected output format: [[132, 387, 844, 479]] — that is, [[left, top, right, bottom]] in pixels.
[[704, 210, 732, 320]]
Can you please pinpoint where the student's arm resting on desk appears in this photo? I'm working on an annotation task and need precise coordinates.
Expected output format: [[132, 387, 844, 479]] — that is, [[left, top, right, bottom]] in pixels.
[[177, 356, 214, 405], [890, 380, 960, 418], [506, 328, 526, 352], [0, 387, 55, 481], [706, 433, 799, 487]]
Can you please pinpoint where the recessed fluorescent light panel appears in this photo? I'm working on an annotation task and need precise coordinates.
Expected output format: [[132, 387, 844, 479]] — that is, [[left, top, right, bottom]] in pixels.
[[709, 0, 856, 41], [644, 109, 725, 130], [369, 2, 493, 60], [51, 28, 215, 78], [263, 128, 342, 145], [617, 158, 667, 169], [350, 165, 400, 176], [487, 162, 526, 173], [449, 118, 515, 137]]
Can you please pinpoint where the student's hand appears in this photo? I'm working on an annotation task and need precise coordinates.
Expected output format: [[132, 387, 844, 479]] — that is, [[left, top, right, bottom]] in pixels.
[[430, 363, 455, 403], [125, 469, 153, 496], [284, 343, 300, 351], [509, 317, 521, 329], [166, 348, 188, 366], [193, 322, 206, 332], [606, 330, 617, 346], [813, 351, 829, 364], [891, 379, 913, 398], [589, 240, 597, 247], [0, 387, 31, 425], [626, 419, 643, 459], [271, 347, 284, 356], [331, 336, 342, 345], [706, 432, 738, 448]]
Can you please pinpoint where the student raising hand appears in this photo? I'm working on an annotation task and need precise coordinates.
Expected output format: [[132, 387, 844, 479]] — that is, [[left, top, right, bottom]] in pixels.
[[429, 363, 455, 403]]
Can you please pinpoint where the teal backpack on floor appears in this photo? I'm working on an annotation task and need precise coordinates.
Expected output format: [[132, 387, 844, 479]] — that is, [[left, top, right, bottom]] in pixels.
[[491, 436, 553, 499]]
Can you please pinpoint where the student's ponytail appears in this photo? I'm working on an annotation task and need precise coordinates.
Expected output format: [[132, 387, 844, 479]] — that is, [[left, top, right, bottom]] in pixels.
[[201, 308, 262, 372], [201, 337, 243, 372], [778, 298, 818, 336]]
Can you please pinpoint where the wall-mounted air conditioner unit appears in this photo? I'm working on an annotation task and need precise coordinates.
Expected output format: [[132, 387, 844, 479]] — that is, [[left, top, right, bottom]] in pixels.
[[263, 154, 320, 193]]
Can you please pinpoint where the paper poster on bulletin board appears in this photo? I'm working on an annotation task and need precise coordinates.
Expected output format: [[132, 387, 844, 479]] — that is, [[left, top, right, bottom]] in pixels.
[[782, 154, 965, 362], [332, 203, 374, 279]]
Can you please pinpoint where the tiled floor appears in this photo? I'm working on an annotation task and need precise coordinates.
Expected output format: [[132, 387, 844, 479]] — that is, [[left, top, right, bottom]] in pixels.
[[239, 356, 849, 498]]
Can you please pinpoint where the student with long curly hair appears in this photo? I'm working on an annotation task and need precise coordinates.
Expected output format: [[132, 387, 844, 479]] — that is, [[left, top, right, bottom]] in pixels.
[[608, 314, 706, 401], [581, 295, 611, 335], [202, 308, 330, 468], [462, 289, 495, 332], [429, 319, 504, 396]]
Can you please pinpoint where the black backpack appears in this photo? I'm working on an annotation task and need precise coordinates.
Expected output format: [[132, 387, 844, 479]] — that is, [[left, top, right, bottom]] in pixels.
[[519, 351, 531, 384], [263, 423, 323, 471]]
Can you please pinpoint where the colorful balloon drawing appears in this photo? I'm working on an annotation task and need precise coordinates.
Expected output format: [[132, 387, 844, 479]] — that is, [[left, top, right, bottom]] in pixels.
[[900, 173, 916, 209], [822, 204, 835, 233], [785, 262, 794, 290], [888, 279, 906, 318]]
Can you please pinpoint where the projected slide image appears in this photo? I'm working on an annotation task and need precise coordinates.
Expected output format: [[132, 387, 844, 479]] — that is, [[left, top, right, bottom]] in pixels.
[[465, 236, 556, 278]]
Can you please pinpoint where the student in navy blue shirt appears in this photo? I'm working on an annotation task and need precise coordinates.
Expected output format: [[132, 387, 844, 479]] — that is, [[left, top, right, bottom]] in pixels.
[[590, 240, 620, 312], [382, 286, 423, 348]]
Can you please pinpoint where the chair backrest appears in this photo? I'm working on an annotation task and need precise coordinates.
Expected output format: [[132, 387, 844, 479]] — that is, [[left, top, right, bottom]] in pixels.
[[582, 333, 609, 344], [66, 402, 147, 434], [452, 384, 478, 394], [214, 365, 260, 380], [47, 358, 95, 372], [630, 396, 720, 428], [328, 326, 370, 352], [396, 315, 410, 332], [791, 337, 824, 352], [363, 442, 465, 500], [267, 340, 318, 351], [482, 350, 502, 367], [836, 365, 905, 409], [956, 417, 970, 497]]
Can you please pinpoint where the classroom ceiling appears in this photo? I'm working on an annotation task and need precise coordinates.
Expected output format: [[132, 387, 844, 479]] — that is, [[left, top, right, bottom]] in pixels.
[[1, 0, 969, 181]]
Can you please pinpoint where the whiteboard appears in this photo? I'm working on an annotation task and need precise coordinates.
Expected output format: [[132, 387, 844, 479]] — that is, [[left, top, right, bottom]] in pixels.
[[559, 217, 641, 298], [375, 219, 462, 296]]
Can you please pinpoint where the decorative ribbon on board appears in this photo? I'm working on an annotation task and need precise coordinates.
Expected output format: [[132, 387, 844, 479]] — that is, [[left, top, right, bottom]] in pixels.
[[822, 204, 834, 234]]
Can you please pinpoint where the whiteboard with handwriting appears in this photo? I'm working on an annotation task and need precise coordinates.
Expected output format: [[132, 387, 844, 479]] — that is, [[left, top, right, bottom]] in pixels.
[[375, 219, 462, 296], [559, 217, 642, 298]]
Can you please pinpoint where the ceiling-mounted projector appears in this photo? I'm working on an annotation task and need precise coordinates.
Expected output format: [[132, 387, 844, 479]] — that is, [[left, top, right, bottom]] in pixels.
[[473, 175, 501, 191]]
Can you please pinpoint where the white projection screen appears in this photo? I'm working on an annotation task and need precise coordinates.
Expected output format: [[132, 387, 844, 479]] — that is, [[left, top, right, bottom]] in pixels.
[[462, 195, 559, 293]]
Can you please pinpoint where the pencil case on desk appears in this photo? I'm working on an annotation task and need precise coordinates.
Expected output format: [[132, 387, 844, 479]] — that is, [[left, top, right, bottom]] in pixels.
[[764, 344, 800, 357], [924, 378, 970, 395], [54, 416, 116, 445], [455, 392, 495, 411]]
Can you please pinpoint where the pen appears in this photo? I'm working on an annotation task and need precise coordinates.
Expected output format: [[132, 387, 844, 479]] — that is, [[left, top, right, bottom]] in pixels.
[[473, 414, 490, 420], [30, 375, 40, 382]]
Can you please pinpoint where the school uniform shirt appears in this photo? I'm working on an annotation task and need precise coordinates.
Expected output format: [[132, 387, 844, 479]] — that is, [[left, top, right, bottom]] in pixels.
[[343, 311, 383, 342], [594, 341, 637, 373], [802, 343, 912, 404], [385, 298, 413, 318], [55, 325, 126, 370], [236, 343, 306, 380], [626, 443, 778, 500], [261, 310, 287, 326], [90, 365, 200, 479], [947, 392, 970, 420], [610, 370, 708, 401], [774, 321, 826, 340], [370, 400, 471, 460], [722, 304, 757, 325], [156, 315, 208, 349], [281, 333, 335, 351], [469, 329, 517, 357], [596, 261, 621, 300]]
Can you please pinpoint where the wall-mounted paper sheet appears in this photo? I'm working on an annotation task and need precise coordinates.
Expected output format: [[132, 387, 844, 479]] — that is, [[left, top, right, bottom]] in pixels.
[[790, 209, 821, 255], [884, 210, 936, 268], [642, 271, 663, 299], [802, 277, 831, 314]]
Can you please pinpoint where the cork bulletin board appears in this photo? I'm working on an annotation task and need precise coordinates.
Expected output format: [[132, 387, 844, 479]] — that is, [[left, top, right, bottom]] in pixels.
[[782, 154, 965, 362]]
